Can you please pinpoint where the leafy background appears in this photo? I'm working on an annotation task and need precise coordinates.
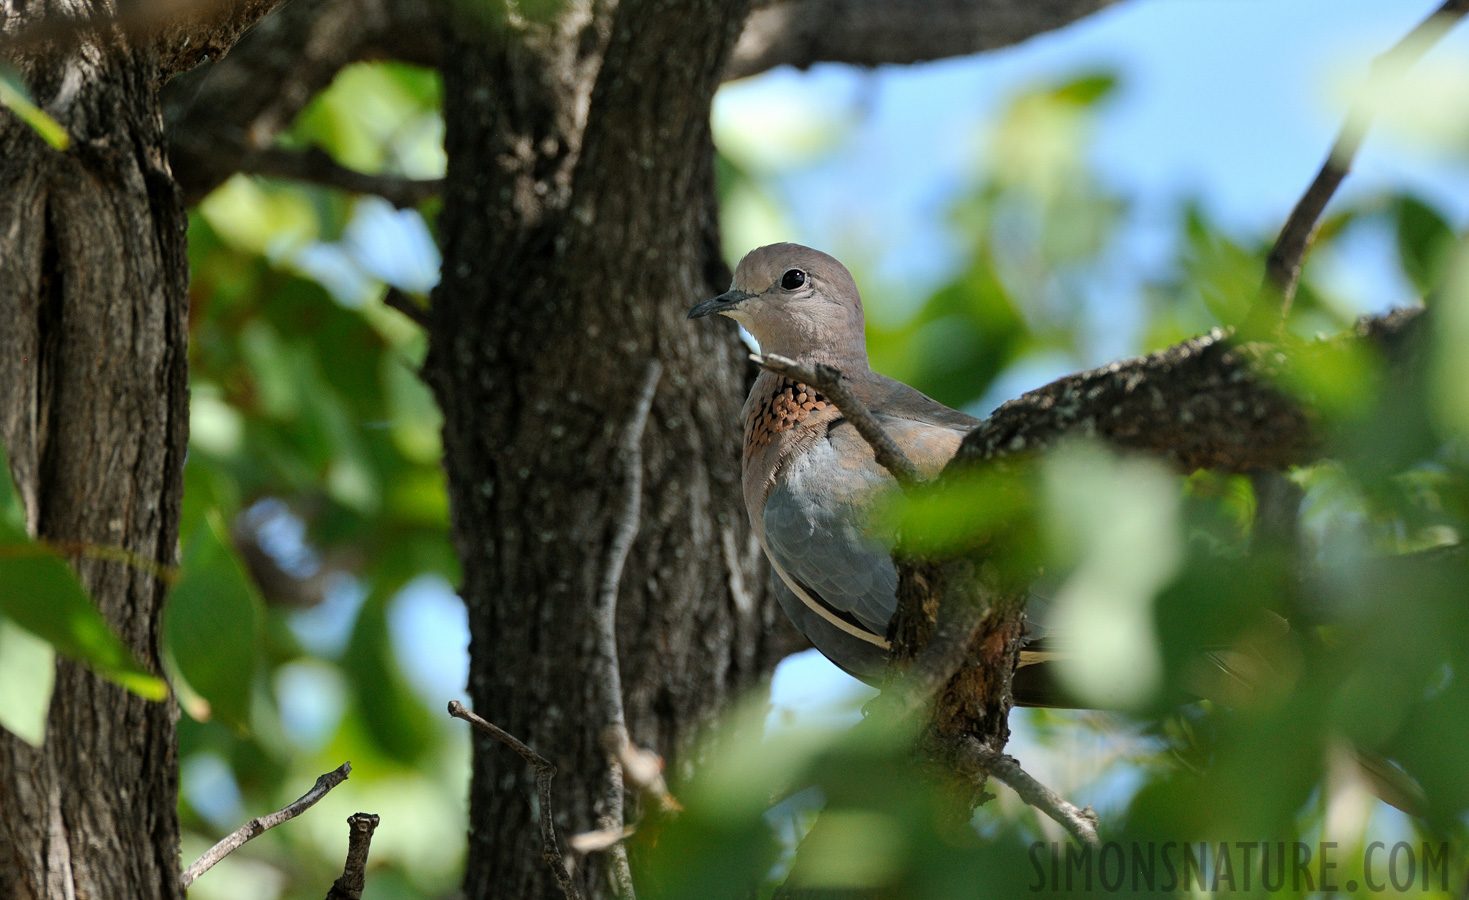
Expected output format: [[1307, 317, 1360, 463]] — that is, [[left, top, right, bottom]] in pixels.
[[4, 0, 1469, 897]]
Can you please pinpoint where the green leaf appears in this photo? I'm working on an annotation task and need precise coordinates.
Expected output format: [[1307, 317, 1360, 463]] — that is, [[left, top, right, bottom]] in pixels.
[[0, 616, 55, 746], [1051, 72, 1119, 107], [0, 443, 165, 700], [1395, 196, 1456, 297], [165, 511, 262, 731], [0, 68, 70, 150], [0, 549, 167, 700], [0, 454, 25, 542]]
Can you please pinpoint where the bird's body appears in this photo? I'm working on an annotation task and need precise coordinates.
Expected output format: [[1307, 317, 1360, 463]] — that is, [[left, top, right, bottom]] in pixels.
[[740, 367, 979, 680], [690, 243, 983, 683]]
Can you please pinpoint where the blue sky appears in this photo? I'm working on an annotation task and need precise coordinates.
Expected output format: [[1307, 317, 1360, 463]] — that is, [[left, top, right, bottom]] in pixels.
[[718, 0, 1469, 298]]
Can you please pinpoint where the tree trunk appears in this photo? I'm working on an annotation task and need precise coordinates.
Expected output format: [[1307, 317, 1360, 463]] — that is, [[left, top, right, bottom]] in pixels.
[[427, 1, 793, 896], [0, 10, 189, 900]]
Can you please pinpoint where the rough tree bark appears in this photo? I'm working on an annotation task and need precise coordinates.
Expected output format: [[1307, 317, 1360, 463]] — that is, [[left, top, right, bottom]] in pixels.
[[0, 2, 276, 897], [423, 1, 799, 897]]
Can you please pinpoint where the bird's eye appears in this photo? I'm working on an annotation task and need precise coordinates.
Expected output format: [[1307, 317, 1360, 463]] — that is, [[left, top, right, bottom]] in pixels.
[[780, 269, 806, 291]]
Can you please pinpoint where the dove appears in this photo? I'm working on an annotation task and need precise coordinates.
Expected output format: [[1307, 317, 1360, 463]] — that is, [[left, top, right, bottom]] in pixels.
[[689, 243, 991, 683]]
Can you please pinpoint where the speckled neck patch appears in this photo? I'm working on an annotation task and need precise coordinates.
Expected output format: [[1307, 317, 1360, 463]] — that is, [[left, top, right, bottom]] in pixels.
[[745, 378, 831, 462]]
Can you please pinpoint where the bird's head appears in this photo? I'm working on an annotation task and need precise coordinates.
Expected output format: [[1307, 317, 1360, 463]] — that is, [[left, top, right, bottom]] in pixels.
[[688, 243, 869, 365]]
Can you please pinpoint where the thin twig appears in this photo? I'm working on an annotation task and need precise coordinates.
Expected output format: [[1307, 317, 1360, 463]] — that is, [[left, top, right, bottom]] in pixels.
[[384, 286, 432, 328], [752, 353, 924, 486], [241, 146, 444, 209], [324, 812, 380, 900], [448, 700, 586, 900], [589, 358, 660, 900], [957, 740, 1100, 846], [1260, 0, 1469, 314], [181, 761, 352, 888]]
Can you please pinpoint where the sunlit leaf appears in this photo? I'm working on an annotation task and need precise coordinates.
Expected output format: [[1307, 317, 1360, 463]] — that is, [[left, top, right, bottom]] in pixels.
[[0, 67, 70, 149], [876, 464, 1040, 574], [1043, 442, 1180, 709], [165, 511, 263, 731], [0, 550, 167, 700], [0, 447, 163, 700], [0, 616, 55, 746], [1394, 196, 1456, 297]]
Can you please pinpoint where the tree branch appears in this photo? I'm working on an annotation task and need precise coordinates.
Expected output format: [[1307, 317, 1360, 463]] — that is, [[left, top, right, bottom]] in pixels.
[[589, 359, 662, 900], [0, 0, 283, 77], [238, 146, 443, 208], [955, 329, 1311, 471], [163, 0, 437, 204], [448, 700, 586, 900], [725, 0, 1117, 81], [954, 309, 1425, 470], [324, 812, 380, 900], [957, 741, 1100, 845], [180, 761, 352, 889], [1258, 0, 1469, 315], [383, 287, 432, 328], [753, 353, 924, 486]]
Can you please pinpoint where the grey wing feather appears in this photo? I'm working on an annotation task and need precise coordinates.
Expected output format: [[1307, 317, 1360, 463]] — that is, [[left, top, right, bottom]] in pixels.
[[762, 475, 898, 636]]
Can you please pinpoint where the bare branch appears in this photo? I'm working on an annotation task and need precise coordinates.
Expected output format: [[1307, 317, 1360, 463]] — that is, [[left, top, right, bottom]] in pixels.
[[181, 762, 352, 889], [448, 700, 586, 900], [239, 147, 443, 208], [725, 0, 1117, 81], [954, 329, 1313, 472], [753, 353, 924, 486], [164, 0, 437, 204], [957, 740, 1100, 846], [1259, 0, 1469, 314], [955, 309, 1426, 471], [324, 812, 380, 900], [587, 358, 661, 900], [384, 287, 432, 328], [0, 0, 282, 76]]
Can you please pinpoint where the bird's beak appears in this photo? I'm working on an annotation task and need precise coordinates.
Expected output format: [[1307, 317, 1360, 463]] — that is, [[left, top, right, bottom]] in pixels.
[[688, 289, 754, 320]]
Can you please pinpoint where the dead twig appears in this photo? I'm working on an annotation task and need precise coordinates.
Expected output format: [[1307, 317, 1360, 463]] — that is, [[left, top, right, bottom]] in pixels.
[[587, 358, 661, 899], [180, 761, 352, 888], [384, 287, 432, 328], [957, 740, 1100, 846], [752, 353, 924, 486], [1259, 0, 1469, 315], [448, 700, 586, 900], [324, 812, 380, 900]]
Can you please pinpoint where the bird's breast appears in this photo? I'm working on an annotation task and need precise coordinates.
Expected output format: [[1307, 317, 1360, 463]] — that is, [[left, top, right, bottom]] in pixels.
[[743, 377, 832, 465]]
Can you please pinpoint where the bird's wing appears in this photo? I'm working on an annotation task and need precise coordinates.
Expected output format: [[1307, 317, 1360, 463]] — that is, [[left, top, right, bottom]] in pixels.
[[762, 447, 899, 640], [761, 411, 972, 643]]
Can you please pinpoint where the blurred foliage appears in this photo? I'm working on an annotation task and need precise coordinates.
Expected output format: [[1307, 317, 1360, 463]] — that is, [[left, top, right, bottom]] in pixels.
[[678, 69, 1469, 898], [176, 62, 463, 900], [0, 26, 1465, 900]]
